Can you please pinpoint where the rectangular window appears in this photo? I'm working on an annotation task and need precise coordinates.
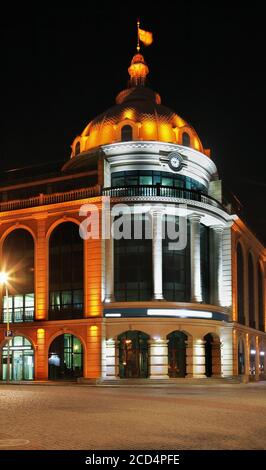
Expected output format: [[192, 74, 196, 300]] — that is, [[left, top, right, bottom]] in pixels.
[[139, 176, 153, 185], [162, 177, 173, 187], [2, 294, 34, 323]]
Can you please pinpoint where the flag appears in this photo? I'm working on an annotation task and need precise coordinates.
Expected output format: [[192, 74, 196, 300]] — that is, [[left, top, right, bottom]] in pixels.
[[138, 28, 153, 46]]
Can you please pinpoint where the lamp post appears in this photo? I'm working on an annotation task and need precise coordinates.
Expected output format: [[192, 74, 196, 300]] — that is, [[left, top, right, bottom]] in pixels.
[[0, 272, 11, 383]]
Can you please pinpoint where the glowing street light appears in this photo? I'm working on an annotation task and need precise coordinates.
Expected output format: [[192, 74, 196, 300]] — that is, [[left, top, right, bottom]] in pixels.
[[0, 271, 11, 383]]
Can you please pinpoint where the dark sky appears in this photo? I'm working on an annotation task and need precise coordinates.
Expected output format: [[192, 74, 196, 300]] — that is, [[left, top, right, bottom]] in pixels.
[[1, 2, 265, 243]]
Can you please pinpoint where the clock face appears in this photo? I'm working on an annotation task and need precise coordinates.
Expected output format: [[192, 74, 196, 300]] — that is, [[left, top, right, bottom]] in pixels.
[[168, 152, 183, 171], [170, 156, 180, 168]]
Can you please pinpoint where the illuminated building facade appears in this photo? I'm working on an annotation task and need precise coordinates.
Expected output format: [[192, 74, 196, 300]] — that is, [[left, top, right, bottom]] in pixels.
[[0, 52, 265, 382]]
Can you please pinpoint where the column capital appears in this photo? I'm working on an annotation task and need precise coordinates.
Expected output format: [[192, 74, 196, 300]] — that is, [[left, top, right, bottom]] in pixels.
[[209, 224, 224, 233], [188, 213, 202, 223], [150, 206, 165, 216]]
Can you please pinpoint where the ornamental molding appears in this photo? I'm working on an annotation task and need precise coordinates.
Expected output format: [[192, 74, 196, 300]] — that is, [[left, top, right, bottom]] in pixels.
[[106, 195, 234, 223]]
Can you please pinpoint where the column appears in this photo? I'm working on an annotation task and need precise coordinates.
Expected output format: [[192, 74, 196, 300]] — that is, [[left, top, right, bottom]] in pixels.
[[148, 339, 169, 379], [35, 216, 48, 320], [152, 210, 164, 300], [221, 327, 234, 377], [85, 324, 102, 379], [105, 230, 115, 303], [244, 333, 250, 378], [210, 225, 224, 306], [189, 214, 202, 302], [255, 336, 260, 380], [85, 205, 103, 316], [36, 328, 48, 380], [105, 339, 119, 379], [187, 338, 206, 378]]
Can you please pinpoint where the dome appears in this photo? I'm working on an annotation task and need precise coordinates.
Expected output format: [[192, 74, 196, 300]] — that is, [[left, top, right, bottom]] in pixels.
[[71, 54, 207, 158]]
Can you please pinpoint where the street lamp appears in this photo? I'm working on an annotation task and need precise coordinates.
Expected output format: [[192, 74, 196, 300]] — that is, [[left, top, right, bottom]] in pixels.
[[0, 272, 11, 383]]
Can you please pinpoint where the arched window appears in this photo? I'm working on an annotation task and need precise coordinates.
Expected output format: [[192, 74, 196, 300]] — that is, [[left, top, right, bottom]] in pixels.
[[182, 132, 190, 147], [48, 334, 83, 380], [2, 229, 35, 323], [49, 222, 83, 320], [121, 125, 133, 142], [118, 330, 149, 378], [75, 142, 80, 156], [204, 333, 221, 377], [237, 243, 245, 325], [167, 331, 188, 378], [1, 336, 34, 381], [258, 263, 265, 332], [248, 252, 255, 328]]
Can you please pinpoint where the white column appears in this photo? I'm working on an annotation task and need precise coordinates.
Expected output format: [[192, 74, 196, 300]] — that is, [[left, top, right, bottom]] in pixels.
[[210, 225, 224, 306], [221, 327, 234, 377], [189, 214, 202, 302], [105, 235, 115, 302], [152, 209, 164, 300], [186, 338, 206, 378], [105, 339, 119, 379], [148, 339, 169, 379]]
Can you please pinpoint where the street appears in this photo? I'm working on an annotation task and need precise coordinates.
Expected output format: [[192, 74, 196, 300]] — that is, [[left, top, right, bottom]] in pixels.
[[0, 383, 266, 450]]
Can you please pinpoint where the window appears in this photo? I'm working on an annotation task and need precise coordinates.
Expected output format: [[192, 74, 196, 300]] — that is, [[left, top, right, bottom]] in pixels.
[[3, 293, 34, 323], [2, 229, 35, 323], [162, 216, 191, 301], [248, 252, 255, 328], [182, 132, 190, 147], [75, 142, 80, 156], [48, 334, 83, 380], [49, 223, 83, 319], [237, 243, 245, 325], [118, 331, 149, 378], [111, 171, 206, 193], [1, 336, 34, 381], [258, 263, 265, 332], [200, 224, 210, 303], [114, 214, 152, 301], [121, 125, 133, 142]]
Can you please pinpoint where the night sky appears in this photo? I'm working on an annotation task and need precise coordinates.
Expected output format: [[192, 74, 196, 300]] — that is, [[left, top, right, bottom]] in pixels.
[[1, 2, 265, 243]]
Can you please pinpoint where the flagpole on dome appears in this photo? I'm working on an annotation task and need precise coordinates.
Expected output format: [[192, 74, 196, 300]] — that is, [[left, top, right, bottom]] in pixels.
[[137, 19, 140, 52]]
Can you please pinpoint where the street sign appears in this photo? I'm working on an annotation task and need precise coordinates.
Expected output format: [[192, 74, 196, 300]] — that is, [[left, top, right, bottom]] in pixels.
[[4, 330, 13, 339]]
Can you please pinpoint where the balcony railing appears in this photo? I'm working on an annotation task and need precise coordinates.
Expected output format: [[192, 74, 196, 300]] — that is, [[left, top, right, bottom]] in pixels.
[[0, 185, 101, 213], [102, 185, 225, 211], [2, 307, 34, 323], [0, 183, 226, 213]]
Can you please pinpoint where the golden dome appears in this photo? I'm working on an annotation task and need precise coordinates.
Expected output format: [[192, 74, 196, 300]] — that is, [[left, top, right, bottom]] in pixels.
[[71, 54, 208, 158]]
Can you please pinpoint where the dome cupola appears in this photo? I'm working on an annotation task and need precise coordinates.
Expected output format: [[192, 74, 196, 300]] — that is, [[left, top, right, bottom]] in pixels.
[[71, 49, 209, 158]]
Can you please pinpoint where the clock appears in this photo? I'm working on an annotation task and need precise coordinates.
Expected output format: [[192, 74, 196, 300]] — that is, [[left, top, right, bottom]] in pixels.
[[168, 152, 183, 171]]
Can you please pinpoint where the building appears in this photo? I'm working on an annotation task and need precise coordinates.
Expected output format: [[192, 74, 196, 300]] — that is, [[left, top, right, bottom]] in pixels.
[[0, 50, 265, 383]]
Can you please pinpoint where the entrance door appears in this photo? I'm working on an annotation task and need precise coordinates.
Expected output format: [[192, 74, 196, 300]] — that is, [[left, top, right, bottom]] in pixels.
[[48, 334, 83, 380], [167, 331, 187, 378], [1, 336, 34, 381], [118, 331, 149, 378], [204, 333, 213, 377]]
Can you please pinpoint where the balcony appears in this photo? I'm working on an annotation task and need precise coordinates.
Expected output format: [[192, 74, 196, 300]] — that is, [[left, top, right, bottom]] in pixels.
[[2, 307, 34, 323], [102, 185, 225, 211]]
